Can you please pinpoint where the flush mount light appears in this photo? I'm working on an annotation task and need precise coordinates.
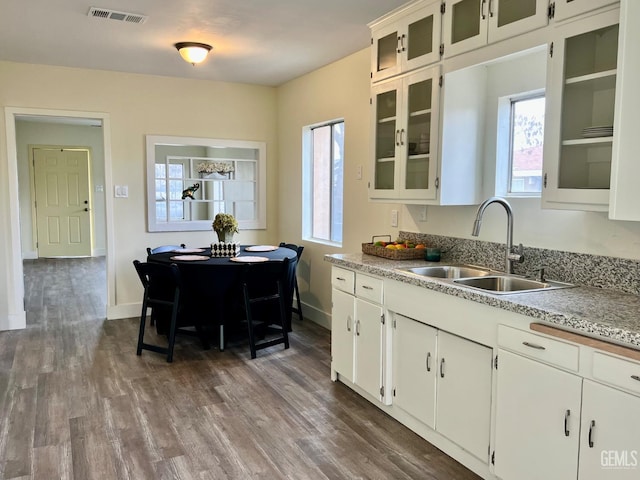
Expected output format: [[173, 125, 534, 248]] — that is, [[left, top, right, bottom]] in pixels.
[[174, 42, 212, 65]]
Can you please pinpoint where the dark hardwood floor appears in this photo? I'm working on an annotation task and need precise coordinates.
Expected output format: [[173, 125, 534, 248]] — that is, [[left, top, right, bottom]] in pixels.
[[0, 257, 481, 479]]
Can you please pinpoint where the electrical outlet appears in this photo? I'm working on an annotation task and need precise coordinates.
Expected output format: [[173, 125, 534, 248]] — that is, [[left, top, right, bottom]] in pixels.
[[391, 209, 398, 227], [419, 205, 428, 222], [356, 165, 363, 180]]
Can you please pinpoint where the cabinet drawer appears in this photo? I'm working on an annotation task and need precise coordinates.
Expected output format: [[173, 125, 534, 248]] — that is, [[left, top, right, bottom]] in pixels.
[[498, 325, 579, 372], [593, 352, 640, 396], [331, 267, 355, 294], [355, 274, 383, 304]]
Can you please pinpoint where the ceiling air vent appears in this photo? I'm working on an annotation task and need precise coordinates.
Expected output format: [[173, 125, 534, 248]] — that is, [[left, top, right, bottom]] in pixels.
[[88, 7, 148, 24]]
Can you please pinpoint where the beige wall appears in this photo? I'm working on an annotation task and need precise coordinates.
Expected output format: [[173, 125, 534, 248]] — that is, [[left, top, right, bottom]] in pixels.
[[1, 60, 278, 325], [276, 49, 402, 327]]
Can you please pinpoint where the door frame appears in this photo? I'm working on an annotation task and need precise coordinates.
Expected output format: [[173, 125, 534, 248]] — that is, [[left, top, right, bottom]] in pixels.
[[4, 106, 114, 330]]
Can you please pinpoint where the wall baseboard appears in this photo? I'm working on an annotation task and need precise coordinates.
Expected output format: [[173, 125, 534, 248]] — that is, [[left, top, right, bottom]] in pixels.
[[0, 311, 27, 331], [107, 302, 141, 320], [297, 301, 330, 330], [22, 250, 37, 260]]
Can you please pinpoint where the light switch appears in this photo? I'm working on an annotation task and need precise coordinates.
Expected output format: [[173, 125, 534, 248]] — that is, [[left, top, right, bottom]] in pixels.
[[356, 165, 363, 180], [114, 185, 129, 198], [391, 209, 398, 227], [95, 184, 104, 193]]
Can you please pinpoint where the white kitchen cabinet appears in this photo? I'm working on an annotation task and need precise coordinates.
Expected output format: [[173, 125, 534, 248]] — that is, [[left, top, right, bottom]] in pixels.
[[493, 349, 582, 480], [578, 380, 640, 479], [331, 288, 355, 383], [370, 0, 442, 83], [370, 66, 441, 201], [542, 8, 619, 211], [330, 267, 388, 404], [391, 315, 492, 462], [436, 331, 493, 462], [554, 0, 618, 22], [442, 0, 550, 58], [392, 314, 438, 428], [495, 325, 640, 480]]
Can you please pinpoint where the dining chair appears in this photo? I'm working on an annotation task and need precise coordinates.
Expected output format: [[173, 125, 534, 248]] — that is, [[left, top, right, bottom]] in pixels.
[[240, 258, 291, 359], [279, 242, 304, 322], [133, 260, 209, 362], [146, 244, 186, 256]]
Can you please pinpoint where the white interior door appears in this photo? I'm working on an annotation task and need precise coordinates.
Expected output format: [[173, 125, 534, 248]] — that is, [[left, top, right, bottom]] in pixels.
[[34, 148, 92, 257]]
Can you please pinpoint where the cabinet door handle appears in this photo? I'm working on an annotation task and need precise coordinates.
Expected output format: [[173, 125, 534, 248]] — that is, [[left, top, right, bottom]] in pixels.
[[397, 35, 402, 54], [488, 0, 494, 17], [395, 130, 401, 146], [522, 341, 546, 350], [564, 409, 570, 437], [335, 276, 346, 281], [355, 320, 360, 336], [400, 33, 406, 52], [588, 420, 596, 448], [481, 0, 487, 19], [440, 358, 445, 378], [361, 285, 373, 290], [426, 352, 431, 372], [346, 316, 351, 332], [400, 128, 405, 146], [631, 375, 640, 382]]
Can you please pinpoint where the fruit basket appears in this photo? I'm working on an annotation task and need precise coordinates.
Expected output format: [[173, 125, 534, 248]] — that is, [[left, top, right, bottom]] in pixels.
[[362, 235, 426, 260]]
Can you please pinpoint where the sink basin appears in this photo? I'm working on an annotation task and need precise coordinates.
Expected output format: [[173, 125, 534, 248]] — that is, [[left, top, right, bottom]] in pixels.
[[400, 264, 493, 279], [453, 275, 574, 294]]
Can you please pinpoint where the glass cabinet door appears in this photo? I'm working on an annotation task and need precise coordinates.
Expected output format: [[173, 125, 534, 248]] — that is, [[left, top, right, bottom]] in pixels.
[[443, 0, 487, 57], [401, 68, 439, 199], [489, 0, 550, 44], [371, 80, 401, 197], [371, 1, 442, 83], [543, 9, 619, 210], [554, 0, 618, 22]]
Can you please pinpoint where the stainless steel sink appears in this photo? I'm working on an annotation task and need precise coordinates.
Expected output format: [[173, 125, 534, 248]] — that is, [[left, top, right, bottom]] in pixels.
[[399, 264, 493, 279], [453, 275, 574, 294]]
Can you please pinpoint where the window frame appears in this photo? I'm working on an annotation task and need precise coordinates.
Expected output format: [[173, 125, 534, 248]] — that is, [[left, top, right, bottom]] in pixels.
[[302, 119, 345, 247], [507, 92, 545, 197]]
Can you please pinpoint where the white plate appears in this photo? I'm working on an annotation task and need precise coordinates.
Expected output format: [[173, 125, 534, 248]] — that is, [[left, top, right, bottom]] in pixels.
[[245, 245, 278, 252], [172, 248, 205, 253], [229, 256, 270, 263], [170, 255, 210, 261]]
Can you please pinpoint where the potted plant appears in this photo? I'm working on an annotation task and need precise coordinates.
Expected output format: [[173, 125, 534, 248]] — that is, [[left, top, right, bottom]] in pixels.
[[212, 213, 239, 243]]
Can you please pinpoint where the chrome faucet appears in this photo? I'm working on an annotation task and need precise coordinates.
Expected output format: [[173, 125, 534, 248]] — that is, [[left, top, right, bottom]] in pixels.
[[471, 196, 524, 274]]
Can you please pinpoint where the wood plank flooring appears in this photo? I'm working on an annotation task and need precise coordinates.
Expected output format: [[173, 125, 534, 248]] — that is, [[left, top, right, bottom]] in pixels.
[[0, 257, 482, 479]]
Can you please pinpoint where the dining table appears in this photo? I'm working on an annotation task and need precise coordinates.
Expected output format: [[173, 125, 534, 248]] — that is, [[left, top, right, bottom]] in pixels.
[[147, 244, 298, 350]]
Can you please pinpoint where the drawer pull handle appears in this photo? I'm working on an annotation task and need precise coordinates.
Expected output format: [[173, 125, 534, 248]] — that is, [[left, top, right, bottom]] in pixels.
[[564, 409, 570, 437], [336, 277, 346, 281], [631, 375, 640, 382], [440, 358, 445, 378], [361, 285, 374, 290], [588, 420, 596, 448], [426, 352, 431, 372], [522, 341, 546, 350]]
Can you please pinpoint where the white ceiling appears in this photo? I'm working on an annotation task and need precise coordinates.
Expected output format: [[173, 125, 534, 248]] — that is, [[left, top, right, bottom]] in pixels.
[[0, 0, 409, 87]]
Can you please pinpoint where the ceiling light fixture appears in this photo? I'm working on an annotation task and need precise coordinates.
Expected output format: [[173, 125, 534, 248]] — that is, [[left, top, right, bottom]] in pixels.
[[174, 42, 212, 65]]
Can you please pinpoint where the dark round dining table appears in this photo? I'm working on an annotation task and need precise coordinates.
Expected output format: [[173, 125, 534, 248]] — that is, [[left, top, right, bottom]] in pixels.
[[147, 245, 298, 349]]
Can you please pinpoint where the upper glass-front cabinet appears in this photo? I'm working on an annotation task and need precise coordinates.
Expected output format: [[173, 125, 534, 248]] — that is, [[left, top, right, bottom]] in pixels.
[[554, 0, 619, 22], [370, 0, 442, 83], [443, 0, 549, 57], [542, 9, 619, 211], [370, 66, 440, 201]]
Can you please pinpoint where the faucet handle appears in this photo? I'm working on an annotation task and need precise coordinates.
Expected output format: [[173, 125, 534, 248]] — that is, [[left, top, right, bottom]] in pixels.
[[508, 243, 525, 263], [531, 266, 546, 282]]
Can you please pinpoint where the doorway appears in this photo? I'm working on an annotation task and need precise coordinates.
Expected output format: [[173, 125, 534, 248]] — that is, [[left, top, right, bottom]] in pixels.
[[3, 107, 114, 331]]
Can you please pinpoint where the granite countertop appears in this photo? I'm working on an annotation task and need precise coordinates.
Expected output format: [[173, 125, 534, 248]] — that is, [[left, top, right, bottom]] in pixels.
[[325, 253, 640, 350]]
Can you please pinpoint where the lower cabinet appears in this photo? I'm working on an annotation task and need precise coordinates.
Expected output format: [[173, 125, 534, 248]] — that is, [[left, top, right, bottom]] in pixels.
[[495, 338, 640, 480], [330, 267, 387, 404], [493, 349, 582, 480], [392, 314, 493, 462]]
